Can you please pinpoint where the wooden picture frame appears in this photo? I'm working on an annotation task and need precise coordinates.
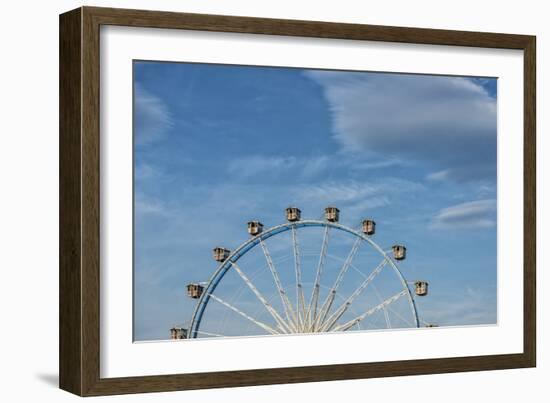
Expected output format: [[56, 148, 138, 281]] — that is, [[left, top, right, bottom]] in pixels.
[[59, 6, 536, 396]]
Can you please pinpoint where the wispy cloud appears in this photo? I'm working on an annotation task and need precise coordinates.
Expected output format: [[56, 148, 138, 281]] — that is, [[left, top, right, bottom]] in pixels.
[[352, 157, 409, 171], [426, 169, 450, 182], [305, 71, 496, 182], [135, 162, 161, 181], [291, 178, 423, 223], [430, 199, 496, 229], [227, 153, 410, 182], [426, 164, 496, 184], [421, 286, 497, 326], [301, 155, 331, 179], [135, 192, 169, 216], [134, 83, 174, 146], [227, 155, 297, 178], [226, 154, 333, 180], [295, 179, 422, 204]]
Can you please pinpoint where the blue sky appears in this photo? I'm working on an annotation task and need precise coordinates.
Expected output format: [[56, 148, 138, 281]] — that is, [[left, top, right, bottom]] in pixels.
[[133, 61, 497, 341]]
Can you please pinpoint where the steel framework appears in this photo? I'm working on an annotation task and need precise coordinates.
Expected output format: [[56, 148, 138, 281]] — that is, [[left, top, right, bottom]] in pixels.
[[188, 219, 422, 338]]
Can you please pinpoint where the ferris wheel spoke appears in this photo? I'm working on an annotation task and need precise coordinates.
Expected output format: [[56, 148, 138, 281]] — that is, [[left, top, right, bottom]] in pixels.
[[194, 330, 226, 338], [319, 258, 388, 332], [372, 284, 392, 329], [315, 237, 362, 329], [259, 240, 298, 328], [332, 290, 407, 332], [385, 301, 414, 327], [207, 294, 280, 335], [291, 226, 307, 329], [348, 257, 411, 327], [230, 262, 295, 333], [306, 225, 331, 331]]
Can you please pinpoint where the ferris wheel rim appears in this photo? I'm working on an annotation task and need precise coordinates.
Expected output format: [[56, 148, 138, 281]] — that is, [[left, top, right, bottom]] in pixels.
[[188, 219, 419, 338]]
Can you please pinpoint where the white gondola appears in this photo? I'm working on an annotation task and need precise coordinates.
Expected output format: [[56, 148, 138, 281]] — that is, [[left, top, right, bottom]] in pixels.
[[325, 206, 340, 222], [247, 221, 264, 236], [392, 244, 406, 260], [170, 327, 187, 339], [213, 247, 230, 262], [362, 219, 376, 235], [415, 281, 428, 296], [285, 207, 301, 222], [186, 283, 204, 299]]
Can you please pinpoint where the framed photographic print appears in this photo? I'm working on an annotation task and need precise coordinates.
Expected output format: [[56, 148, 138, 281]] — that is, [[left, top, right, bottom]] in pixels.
[[59, 6, 536, 396]]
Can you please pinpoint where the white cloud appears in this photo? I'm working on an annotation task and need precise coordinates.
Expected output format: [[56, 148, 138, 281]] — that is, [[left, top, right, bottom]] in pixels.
[[295, 179, 422, 204], [290, 178, 422, 223], [305, 71, 496, 182], [134, 84, 174, 146], [430, 199, 496, 229], [226, 154, 334, 180], [227, 155, 297, 178], [426, 169, 450, 182], [135, 163, 161, 181], [135, 192, 169, 216], [295, 181, 379, 204], [422, 286, 497, 326], [301, 155, 331, 178], [352, 157, 408, 171]]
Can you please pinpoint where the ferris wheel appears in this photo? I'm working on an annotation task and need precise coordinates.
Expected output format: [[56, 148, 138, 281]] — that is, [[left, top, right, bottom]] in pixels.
[[178, 207, 430, 340]]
